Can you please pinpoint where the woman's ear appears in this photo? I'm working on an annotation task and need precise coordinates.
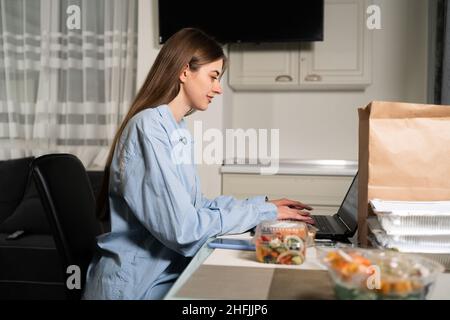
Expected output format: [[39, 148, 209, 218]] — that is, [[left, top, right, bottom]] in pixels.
[[179, 64, 190, 83]]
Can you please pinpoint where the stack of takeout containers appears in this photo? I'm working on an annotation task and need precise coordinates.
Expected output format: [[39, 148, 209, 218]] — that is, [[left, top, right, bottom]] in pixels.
[[367, 199, 450, 270]]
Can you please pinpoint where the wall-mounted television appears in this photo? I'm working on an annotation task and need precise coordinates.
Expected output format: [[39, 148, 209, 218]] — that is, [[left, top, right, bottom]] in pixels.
[[158, 1, 324, 44]]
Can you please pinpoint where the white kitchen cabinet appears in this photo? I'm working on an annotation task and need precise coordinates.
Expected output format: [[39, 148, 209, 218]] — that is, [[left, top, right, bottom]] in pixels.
[[299, 0, 372, 89], [222, 173, 354, 216], [228, 0, 372, 91], [228, 43, 300, 90]]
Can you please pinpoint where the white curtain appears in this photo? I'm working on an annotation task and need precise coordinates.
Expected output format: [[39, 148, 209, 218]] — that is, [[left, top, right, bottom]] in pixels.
[[0, 0, 137, 168]]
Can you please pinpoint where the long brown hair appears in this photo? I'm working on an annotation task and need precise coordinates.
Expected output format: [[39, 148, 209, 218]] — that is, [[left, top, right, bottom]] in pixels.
[[97, 28, 227, 221]]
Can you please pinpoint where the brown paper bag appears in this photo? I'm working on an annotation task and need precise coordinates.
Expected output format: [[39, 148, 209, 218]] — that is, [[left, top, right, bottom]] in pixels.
[[358, 101, 450, 245]]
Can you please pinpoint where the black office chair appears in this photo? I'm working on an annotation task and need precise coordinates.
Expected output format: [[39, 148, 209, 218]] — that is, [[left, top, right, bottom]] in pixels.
[[31, 154, 101, 300]]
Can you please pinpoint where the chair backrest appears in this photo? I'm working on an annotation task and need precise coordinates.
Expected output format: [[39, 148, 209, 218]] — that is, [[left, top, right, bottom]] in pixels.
[[32, 154, 101, 300]]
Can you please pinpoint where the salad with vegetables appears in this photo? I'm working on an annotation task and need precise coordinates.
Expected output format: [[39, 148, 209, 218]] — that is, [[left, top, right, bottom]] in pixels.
[[254, 221, 309, 265], [319, 247, 444, 300]]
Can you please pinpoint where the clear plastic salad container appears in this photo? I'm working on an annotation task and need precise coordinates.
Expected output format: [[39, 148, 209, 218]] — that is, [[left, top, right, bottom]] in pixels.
[[317, 246, 444, 300], [253, 220, 310, 265]]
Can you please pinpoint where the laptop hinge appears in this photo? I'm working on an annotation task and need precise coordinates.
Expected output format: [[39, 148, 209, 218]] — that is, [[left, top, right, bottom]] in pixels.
[[336, 215, 351, 232]]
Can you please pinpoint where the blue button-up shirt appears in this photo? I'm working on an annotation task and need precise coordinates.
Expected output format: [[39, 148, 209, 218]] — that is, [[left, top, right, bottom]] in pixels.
[[83, 105, 277, 299]]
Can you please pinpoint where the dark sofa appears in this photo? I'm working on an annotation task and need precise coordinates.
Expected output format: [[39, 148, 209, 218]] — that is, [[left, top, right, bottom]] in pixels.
[[0, 157, 104, 300]]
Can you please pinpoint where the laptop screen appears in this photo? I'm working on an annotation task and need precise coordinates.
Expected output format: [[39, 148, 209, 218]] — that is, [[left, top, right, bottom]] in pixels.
[[336, 173, 358, 232]]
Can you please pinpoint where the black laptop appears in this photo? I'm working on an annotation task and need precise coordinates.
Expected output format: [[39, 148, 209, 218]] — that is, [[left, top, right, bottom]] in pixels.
[[312, 173, 358, 241]]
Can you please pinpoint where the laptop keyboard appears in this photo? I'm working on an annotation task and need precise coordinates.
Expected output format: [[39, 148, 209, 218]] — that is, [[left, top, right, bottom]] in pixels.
[[313, 215, 334, 233]]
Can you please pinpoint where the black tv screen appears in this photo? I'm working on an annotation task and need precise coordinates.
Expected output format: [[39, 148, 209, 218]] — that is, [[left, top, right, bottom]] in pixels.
[[158, 1, 324, 44]]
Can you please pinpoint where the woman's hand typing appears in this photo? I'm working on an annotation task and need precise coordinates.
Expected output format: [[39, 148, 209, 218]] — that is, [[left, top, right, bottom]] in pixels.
[[268, 198, 314, 224]]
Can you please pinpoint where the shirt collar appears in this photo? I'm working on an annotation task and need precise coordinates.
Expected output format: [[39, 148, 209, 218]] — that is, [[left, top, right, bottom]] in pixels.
[[158, 104, 187, 129]]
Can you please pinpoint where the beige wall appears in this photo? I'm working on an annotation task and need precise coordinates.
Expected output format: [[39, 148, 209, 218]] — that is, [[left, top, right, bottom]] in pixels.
[[137, 0, 429, 198], [226, 0, 428, 161]]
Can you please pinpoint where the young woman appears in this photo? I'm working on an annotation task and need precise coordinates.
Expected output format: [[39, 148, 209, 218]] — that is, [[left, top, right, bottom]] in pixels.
[[83, 28, 313, 300]]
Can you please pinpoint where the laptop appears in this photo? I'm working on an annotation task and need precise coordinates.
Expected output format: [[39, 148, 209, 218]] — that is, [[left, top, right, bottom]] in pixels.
[[312, 173, 358, 241]]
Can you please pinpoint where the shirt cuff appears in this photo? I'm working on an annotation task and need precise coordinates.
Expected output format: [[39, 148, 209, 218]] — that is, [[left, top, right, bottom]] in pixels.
[[245, 195, 269, 205], [254, 202, 278, 221]]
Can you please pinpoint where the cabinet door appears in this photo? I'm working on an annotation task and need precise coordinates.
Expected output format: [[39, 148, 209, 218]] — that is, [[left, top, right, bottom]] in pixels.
[[228, 43, 299, 90], [299, 0, 372, 89]]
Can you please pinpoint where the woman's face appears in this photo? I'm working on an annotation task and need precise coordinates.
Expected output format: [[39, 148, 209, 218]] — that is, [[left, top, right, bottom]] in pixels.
[[181, 59, 223, 111]]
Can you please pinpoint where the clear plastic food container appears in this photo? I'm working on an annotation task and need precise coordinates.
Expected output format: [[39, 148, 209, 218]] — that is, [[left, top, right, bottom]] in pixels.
[[367, 228, 450, 271], [317, 246, 444, 300], [370, 199, 450, 235], [254, 220, 310, 265], [417, 253, 450, 272], [368, 218, 450, 254], [374, 212, 450, 235], [306, 224, 318, 247]]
